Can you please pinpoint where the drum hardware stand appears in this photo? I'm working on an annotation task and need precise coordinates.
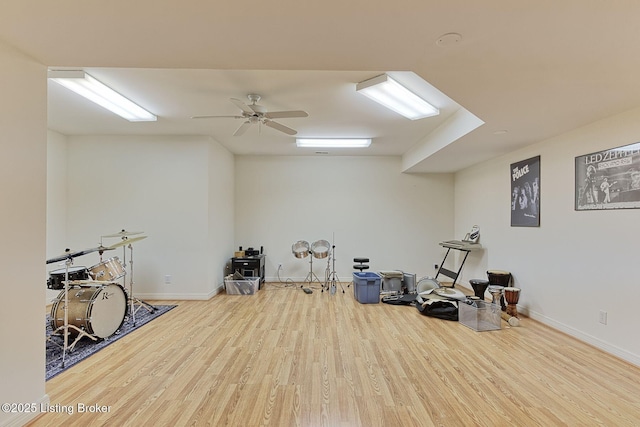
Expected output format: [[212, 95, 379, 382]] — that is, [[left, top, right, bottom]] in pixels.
[[125, 241, 156, 326], [103, 232, 154, 325], [48, 257, 97, 368], [302, 253, 323, 287], [323, 243, 344, 294]]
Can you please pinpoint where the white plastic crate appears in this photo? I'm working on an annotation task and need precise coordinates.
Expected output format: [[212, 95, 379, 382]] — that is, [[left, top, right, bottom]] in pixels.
[[224, 275, 260, 295]]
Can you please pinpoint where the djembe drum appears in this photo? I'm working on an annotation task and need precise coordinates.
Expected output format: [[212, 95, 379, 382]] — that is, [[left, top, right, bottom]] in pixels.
[[487, 285, 504, 307], [503, 287, 521, 318], [487, 270, 511, 311], [469, 279, 489, 299]]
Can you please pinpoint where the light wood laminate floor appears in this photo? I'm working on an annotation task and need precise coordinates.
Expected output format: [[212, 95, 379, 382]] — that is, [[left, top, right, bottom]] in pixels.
[[29, 283, 640, 426]]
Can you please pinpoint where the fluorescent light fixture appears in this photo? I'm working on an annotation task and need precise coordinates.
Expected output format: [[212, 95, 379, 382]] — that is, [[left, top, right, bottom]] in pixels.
[[48, 70, 157, 122], [356, 74, 439, 120], [296, 138, 372, 148]]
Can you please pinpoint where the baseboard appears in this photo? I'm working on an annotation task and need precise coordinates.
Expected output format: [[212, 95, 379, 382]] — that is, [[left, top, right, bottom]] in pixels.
[[134, 284, 224, 301], [0, 393, 49, 427], [527, 309, 640, 367]]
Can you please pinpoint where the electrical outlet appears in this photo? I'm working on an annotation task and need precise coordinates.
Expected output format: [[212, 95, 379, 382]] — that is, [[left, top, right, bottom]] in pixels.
[[164, 275, 172, 285], [599, 310, 607, 325]]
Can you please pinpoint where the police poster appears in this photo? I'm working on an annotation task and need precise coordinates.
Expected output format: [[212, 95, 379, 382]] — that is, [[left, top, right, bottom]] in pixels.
[[575, 142, 640, 210], [511, 156, 540, 227]]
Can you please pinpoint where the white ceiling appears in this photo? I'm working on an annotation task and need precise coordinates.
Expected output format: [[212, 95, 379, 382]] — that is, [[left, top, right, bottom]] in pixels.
[[4, 1, 640, 172]]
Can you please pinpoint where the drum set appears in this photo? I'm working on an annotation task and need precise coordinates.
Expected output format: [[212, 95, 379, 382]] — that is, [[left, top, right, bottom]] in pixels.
[[46, 229, 153, 367], [291, 237, 343, 294]]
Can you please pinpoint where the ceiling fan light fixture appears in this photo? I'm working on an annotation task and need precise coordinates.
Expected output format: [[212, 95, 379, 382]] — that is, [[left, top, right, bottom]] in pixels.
[[48, 69, 157, 122], [296, 138, 372, 148], [356, 74, 439, 120]]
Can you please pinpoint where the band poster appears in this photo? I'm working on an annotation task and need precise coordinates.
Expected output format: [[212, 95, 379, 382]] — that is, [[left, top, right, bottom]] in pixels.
[[511, 156, 540, 227], [575, 141, 640, 210]]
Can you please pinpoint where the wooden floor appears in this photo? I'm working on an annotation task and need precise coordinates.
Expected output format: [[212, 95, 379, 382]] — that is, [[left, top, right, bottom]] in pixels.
[[29, 282, 640, 426]]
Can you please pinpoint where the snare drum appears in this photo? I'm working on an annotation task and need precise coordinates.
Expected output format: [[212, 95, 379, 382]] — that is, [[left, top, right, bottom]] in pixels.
[[311, 240, 331, 259], [89, 257, 125, 282], [292, 241, 310, 258], [47, 266, 90, 290], [50, 283, 127, 338]]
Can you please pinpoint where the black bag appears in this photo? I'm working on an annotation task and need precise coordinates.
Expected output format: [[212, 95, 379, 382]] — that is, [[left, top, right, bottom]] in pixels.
[[416, 296, 458, 321]]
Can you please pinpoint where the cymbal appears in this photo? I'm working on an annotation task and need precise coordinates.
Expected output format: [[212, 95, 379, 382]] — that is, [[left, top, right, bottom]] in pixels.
[[108, 235, 147, 249], [46, 245, 112, 264], [102, 229, 144, 238]]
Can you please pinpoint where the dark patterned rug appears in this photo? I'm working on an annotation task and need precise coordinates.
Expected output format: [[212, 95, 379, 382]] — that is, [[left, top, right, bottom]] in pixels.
[[46, 304, 176, 380]]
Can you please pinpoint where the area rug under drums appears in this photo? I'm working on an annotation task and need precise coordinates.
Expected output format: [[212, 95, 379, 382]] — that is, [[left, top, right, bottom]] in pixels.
[[46, 305, 176, 380]]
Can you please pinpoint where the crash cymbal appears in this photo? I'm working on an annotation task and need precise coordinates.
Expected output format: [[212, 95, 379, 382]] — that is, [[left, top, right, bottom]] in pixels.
[[102, 229, 144, 238], [434, 287, 467, 301], [46, 248, 81, 264], [46, 245, 111, 264], [108, 235, 147, 249]]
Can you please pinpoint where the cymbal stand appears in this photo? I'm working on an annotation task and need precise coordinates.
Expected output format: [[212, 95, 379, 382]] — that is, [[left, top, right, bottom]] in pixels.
[[324, 244, 343, 294], [126, 242, 156, 326], [323, 252, 331, 292], [48, 257, 97, 367]]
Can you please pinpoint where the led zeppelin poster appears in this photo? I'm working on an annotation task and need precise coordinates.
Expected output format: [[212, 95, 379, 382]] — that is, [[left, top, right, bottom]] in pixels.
[[511, 156, 540, 227], [575, 142, 640, 210]]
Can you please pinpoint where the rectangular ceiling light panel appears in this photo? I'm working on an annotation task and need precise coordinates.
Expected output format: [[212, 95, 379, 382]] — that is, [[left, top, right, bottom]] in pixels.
[[356, 74, 439, 120], [296, 138, 372, 148], [48, 70, 157, 122]]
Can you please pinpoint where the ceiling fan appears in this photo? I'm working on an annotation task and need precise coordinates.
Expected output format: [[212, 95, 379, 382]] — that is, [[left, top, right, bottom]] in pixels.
[[192, 94, 308, 136]]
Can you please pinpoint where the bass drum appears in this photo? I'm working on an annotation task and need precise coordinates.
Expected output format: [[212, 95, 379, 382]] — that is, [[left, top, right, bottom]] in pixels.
[[51, 284, 127, 339]]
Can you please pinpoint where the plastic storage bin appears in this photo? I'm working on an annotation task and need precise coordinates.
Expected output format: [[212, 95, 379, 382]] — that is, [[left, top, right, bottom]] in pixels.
[[224, 275, 260, 295], [459, 300, 501, 331], [352, 272, 381, 304]]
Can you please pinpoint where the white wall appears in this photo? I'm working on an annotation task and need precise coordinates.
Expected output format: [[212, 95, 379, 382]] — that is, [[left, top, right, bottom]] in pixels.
[[58, 135, 234, 300], [0, 41, 48, 426], [235, 156, 455, 283], [46, 130, 68, 304], [455, 107, 640, 366], [208, 139, 235, 292]]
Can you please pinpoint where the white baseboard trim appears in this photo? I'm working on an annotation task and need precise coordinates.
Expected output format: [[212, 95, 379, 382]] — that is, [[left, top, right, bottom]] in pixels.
[[134, 284, 224, 301], [0, 393, 49, 427], [527, 309, 640, 367]]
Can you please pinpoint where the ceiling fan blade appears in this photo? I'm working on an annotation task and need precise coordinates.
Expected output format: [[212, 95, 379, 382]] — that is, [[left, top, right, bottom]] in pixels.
[[230, 98, 255, 115], [233, 121, 251, 136], [264, 110, 309, 119], [191, 115, 243, 119], [264, 120, 297, 135]]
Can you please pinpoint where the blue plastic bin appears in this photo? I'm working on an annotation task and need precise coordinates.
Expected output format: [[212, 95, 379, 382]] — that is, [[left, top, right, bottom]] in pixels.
[[352, 272, 381, 304]]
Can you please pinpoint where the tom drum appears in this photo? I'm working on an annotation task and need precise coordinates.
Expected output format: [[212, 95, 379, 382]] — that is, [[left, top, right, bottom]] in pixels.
[[311, 240, 331, 259], [89, 257, 125, 282], [292, 241, 310, 259]]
